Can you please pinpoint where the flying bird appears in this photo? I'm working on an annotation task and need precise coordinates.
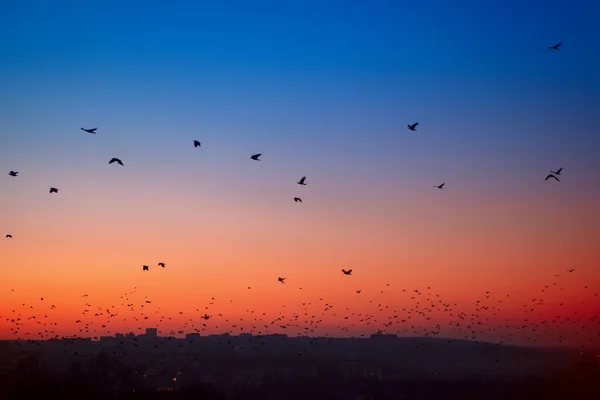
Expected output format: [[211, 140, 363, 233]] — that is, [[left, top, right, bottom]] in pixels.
[[548, 42, 562, 50], [342, 269, 352, 275], [193, 140, 201, 147], [109, 158, 124, 166], [408, 122, 419, 131], [567, 269, 575, 273], [297, 176, 306, 185], [142, 265, 149, 271], [49, 188, 59, 194], [81, 127, 97, 134], [356, 290, 361, 294], [434, 183, 445, 189], [250, 153, 262, 161], [550, 167, 563, 175], [278, 277, 286, 284], [545, 174, 560, 182], [158, 263, 165, 268], [294, 197, 302, 202], [8, 171, 18, 177], [5, 234, 12, 238]]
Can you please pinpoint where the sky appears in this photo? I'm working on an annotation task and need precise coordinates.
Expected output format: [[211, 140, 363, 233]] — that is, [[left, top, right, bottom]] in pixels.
[[1, 0, 599, 347]]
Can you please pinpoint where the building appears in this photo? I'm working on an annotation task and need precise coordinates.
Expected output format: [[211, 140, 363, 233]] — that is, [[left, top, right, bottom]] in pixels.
[[341, 361, 363, 380], [146, 328, 158, 338]]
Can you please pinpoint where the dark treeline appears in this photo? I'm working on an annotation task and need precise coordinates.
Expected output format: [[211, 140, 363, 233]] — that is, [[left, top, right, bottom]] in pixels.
[[1, 352, 598, 400]]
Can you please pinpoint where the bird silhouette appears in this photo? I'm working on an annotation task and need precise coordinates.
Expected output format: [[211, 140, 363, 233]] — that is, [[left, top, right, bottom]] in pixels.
[[545, 174, 560, 182], [5, 234, 12, 238], [294, 197, 302, 202], [49, 188, 59, 194], [356, 290, 361, 293], [408, 122, 419, 131], [8, 171, 18, 177], [550, 167, 563, 175], [158, 263, 165, 268], [250, 153, 262, 161], [567, 269, 575, 273], [142, 265, 149, 271], [548, 42, 562, 50], [278, 277, 286, 284], [193, 140, 201, 147], [342, 269, 352, 275], [108, 158, 124, 166], [434, 183, 445, 189], [297, 176, 306, 185], [81, 127, 97, 134]]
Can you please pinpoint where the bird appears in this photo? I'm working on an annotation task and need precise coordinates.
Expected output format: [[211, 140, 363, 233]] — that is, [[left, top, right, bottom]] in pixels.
[[250, 153, 262, 161], [109, 158, 124, 166], [294, 197, 302, 202], [8, 171, 18, 177], [548, 42, 562, 50], [342, 269, 352, 275], [545, 174, 560, 182], [356, 290, 361, 294], [567, 269, 575, 273], [193, 140, 201, 148], [434, 183, 445, 189], [142, 265, 149, 271], [49, 188, 59, 194], [408, 122, 419, 131], [297, 176, 307, 185], [81, 127, 97, 134], [158, 262, 165, 268], [278, 277, 286, 284], [550, 167, 563, 175], [5, 234, 12, 238]]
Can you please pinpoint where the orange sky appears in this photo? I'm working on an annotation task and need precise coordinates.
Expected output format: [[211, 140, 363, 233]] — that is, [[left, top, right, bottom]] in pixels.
[[1, 186, 599, 347]]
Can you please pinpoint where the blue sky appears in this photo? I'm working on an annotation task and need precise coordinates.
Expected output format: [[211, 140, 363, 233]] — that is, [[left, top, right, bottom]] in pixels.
[[2, 0, 599, 206]]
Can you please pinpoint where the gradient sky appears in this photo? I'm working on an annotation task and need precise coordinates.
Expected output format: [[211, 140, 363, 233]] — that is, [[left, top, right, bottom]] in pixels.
[[1, 0, 599, 347]]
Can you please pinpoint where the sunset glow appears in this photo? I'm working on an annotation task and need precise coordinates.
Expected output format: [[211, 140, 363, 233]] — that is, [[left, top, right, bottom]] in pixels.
[[1, 0, 599, 350]]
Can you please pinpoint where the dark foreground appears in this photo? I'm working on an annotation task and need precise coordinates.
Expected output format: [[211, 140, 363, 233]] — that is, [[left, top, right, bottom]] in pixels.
[[3, 375, 599, 400], [1, 355, 598, 400], [1, 336, 599, 399]]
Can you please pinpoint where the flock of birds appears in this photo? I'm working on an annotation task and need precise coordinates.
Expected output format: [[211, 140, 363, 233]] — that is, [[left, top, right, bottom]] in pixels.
[[2, 268, 598, 355], [2, 41, 597, 351]]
